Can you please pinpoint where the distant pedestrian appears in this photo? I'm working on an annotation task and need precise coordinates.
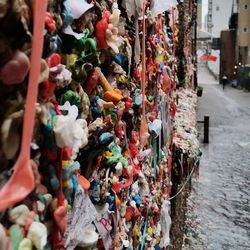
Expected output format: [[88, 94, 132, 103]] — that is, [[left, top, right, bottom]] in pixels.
[[221, 74, 228, 90]]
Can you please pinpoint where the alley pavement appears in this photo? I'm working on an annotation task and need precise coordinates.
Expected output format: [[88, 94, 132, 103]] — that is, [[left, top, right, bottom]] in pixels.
[[184, 66, 250, 250]]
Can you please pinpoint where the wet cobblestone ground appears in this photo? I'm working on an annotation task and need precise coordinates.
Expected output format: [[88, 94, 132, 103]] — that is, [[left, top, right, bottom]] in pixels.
[[183, 67, 250, 250]]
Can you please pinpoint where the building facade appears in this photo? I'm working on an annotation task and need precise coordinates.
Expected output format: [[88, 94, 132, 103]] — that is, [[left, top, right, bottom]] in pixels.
[[197, 0, 202, 28], [220, 30, 236, 80], [219, 0, 250, 88], [236, 0, 250, 65], [207, 0, 233, 37]]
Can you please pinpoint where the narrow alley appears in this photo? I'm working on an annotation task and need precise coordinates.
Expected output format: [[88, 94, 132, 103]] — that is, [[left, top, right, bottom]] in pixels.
[[184, 66, 250, 250], [1, 1, 249, 249]]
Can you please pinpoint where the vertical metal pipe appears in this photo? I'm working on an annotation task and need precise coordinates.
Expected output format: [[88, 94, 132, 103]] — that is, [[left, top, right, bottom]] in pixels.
[[194, 0, 198, 89]]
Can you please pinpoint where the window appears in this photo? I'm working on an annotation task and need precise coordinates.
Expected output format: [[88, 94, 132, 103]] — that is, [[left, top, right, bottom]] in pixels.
[[243, 27, 248, 33], [244, 4, 248, 10], [216, 5, 220, 11]]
